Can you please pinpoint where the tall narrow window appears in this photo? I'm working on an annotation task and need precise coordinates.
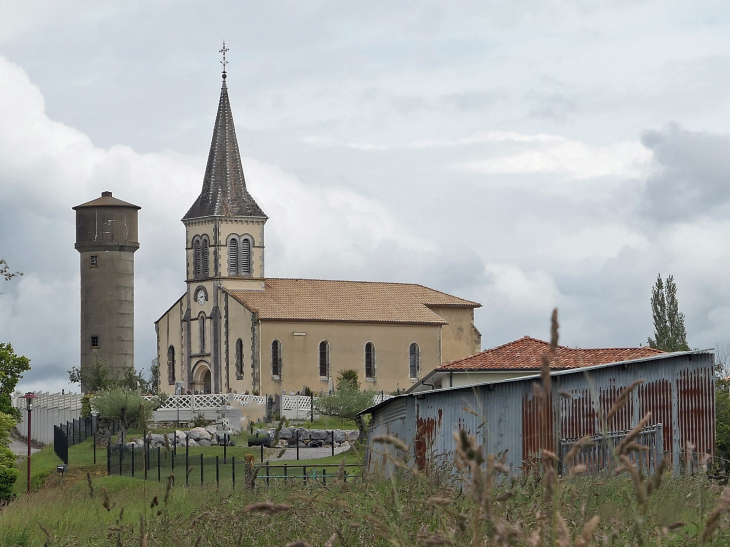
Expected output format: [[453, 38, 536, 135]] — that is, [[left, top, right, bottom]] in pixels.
[[228, 237, 239, 275], [193, 237, 201, 278], [167, 346, 176, 385], [409, 343, 420, 379], [235, 338, 244, 378], [319, 341, 329, 378], [241, 238, 251, 275], [271, 340, 282, 378], [365, 342, 375, 379], [198, 314, 206, 353], [201, 236, 210, 277], [91, 336, 99, 349]]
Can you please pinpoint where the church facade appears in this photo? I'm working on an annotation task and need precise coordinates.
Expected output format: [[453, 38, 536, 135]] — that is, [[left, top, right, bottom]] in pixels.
[[155, 72, 481, 396]]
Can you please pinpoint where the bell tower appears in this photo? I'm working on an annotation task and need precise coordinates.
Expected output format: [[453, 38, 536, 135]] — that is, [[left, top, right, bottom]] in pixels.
[[74, 191, 140, 392]]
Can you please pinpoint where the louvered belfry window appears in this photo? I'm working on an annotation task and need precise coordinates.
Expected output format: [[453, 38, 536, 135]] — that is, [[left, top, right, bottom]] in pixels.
[[409, 343, 420, 379], [272, 340, 282, 377], [241, 238, 251, 275], [365, 342, 375, 379], [193, 238, 201, 278], [201, 237, 210, 277], [319, 341, 329, 378], [228, 238, 239, 275]]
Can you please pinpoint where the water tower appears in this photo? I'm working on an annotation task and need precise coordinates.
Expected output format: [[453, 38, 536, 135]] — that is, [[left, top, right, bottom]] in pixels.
[[73, 191, 140, 392]]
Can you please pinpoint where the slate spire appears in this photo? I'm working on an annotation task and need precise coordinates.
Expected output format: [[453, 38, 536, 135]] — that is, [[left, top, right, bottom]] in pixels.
[[183, 74, 266, 220]]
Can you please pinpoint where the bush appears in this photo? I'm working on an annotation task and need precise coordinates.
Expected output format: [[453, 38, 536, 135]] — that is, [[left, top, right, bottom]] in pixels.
[[192, 412, 209, 428], [315, 384, 375, 420], [0, 446, 18, 501]]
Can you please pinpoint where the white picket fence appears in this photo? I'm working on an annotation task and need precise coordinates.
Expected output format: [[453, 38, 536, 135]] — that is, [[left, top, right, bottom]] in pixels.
[[148, 391, 393, 422], [12, 392, 84, 445], [10, 390, 395, 444]]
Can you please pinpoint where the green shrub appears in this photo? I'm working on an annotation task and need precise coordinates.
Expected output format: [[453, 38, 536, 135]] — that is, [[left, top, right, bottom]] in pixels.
[[192, 412, 209, 427], [0, 446, 18, 501], [315, 384, 375, 420]]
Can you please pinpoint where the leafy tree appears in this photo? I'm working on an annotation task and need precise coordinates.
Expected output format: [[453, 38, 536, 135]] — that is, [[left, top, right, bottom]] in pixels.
[[0, 259, 22, 282], [315, 370, 375, 420], [92, 387, 156, 445], [714, 345, 730, 458], [68, 356, 146, 393], [647, 274, 690, 352], [0, 411, 18, 501], [0, 343, 31, 421], [144, 358, 160, 395], [337, 369, 360, 391]]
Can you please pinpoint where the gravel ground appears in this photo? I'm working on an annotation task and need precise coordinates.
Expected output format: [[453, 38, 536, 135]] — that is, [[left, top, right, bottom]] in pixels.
[[264, 444, 351, 462]]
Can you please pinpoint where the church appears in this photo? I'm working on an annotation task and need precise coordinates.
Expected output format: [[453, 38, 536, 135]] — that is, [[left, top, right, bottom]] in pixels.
[[155, 67, 481, 396]]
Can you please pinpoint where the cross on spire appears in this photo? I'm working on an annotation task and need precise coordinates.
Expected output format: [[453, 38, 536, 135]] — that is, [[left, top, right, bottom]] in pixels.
[[219, 41, 229, 77]]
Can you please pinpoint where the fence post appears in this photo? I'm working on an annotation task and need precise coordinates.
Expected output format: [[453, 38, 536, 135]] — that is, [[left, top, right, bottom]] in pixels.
[[216, 456, 219, 488], [131, 446, 135, 478], [296, 429, 299, 461], [223, 437, 227, 464], [232, 456, 235, 488], [331, 431, 334, 457], [323, 468, 326, 486], [185, 435, 189, 486], [200, 453, 204, 485], [260, 441, 263, 463], [119, 442, 123, 476], [107, 444, 111, 475], [303, 465, 307, 482], [158, 447, 161, 482], [284, 464, 287, 483], [266, 462, 269, 487], [93, 432, 96, 464]]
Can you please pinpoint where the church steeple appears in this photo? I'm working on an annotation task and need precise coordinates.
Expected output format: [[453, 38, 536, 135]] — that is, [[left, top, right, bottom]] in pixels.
[[183, 56, 266, 220]]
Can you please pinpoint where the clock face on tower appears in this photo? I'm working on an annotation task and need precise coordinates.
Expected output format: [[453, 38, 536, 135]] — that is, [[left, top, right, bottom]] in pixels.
[[196, 288, 206, 306]]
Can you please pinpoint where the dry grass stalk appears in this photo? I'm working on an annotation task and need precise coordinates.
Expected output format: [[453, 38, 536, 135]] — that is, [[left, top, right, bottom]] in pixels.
[[101, 486, 116, 512], [323, 533, 337, 547], [605, 379, 645, 423], [702, 485, 730, 542], [618, 456, 647, 508], [564, 435, 594, 469], [284, 542, 312, 547], [372, 434, 409, 453], [574, 515, 601, 547], [86, 471, 94, 499], [555, 511, 571, 547], [549, 308, 559, 352], [616, 412, 651, 456], [646, 456, 668, 497], [139, 514, 148, 547], [38, 522, 55, 547], [244, 501, 292, 515], [164, 473, 174, 504]]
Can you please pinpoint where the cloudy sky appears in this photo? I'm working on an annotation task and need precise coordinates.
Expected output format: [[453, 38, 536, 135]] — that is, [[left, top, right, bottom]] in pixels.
[[2, 1, 730, 393]]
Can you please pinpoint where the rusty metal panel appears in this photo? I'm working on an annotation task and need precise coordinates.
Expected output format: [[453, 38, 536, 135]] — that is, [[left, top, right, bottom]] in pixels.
[[364, 351, 715, 476]]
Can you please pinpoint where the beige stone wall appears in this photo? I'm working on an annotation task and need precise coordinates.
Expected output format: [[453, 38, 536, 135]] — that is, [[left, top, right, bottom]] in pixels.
[[257, 321, 441, 396], [429, 306, 481, 364], [156, 295, 184, 396], [224, 292, 256, 394]]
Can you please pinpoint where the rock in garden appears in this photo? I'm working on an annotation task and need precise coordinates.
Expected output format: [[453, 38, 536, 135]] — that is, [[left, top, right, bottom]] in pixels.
[[333, 430, 346, 443], [309, 429, 328, 440], [198, 439, 212, 446]]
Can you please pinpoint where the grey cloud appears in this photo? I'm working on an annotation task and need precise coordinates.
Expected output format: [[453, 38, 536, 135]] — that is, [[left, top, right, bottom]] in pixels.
[[641, 124, 730, 222]]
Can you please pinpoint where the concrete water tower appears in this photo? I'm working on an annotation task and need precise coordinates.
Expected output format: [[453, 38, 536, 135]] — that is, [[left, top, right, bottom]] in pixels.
[[73, 191, 140, 392]]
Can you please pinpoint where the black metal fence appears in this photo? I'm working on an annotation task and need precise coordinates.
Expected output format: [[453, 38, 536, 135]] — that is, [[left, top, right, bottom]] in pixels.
[[106, 443, 361, 487], [53, 416, 120, 465]]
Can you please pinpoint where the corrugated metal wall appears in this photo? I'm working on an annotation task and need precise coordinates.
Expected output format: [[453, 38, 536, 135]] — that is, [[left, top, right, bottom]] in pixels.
[[364, 351, 715, 475]]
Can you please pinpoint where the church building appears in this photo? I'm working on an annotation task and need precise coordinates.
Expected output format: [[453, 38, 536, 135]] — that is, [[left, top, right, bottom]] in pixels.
[[155, 67, 481, 396]]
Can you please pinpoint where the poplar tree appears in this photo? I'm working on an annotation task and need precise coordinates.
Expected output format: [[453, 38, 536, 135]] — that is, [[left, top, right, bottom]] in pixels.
[[647, 274, 690, 351]]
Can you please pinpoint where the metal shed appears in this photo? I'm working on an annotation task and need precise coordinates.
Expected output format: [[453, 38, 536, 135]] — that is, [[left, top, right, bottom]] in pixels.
[[361, 350, 715, 476]]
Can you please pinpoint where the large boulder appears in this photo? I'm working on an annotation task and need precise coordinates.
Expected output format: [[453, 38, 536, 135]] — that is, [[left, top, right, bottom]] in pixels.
[[345, 431, 359, 442], [186, 438, 199, 447], [149, 434, 166, 446], [198, 439, 212, 447], [278, 427, 293, 440], [333, 430, 346, 443], [187, 427, 212, 441], [296, 429, 310, 440], [205, 425, 217, 436], [309, 430, 328, 441]]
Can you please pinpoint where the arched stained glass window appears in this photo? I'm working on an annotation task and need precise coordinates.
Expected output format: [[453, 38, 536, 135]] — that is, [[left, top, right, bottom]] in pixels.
[[409, 343, 420, 379], [271, 340, 282, 378], [167, 345, 176, 385], [198, 314, 206, 353], [365, 342, 375, 379], [319, 341, 329, 378], [235, 338, 244, 378]]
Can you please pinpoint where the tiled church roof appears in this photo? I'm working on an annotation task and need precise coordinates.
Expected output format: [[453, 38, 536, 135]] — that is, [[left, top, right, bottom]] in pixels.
[[226, 278, 480, 324], [438, 335, 663, 371], [183, 77, 266, 220]]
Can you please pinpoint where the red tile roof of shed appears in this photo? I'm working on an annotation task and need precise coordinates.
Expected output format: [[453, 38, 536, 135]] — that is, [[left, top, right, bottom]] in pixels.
[[438, 336, 663, 371]]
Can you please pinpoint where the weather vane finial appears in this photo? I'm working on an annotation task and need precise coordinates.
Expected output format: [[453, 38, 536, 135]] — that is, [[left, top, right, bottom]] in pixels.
[[219, 41, 229, 78]]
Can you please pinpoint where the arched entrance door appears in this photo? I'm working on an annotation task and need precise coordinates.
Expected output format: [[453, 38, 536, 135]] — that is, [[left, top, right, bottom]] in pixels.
[[192, 361, 212, 394]]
